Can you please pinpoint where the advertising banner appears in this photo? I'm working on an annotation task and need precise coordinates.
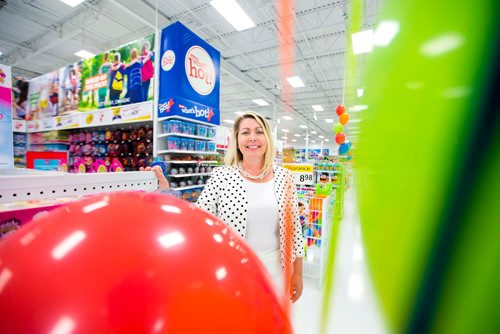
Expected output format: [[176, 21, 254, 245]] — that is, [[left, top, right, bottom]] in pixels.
[[0, 64, 14, 168], [79, 34, 155, 111], [27, 70, 59, 120], [11, 76, 29, 120], [59, 62, 82, 115], [158, 21, 220, 125]]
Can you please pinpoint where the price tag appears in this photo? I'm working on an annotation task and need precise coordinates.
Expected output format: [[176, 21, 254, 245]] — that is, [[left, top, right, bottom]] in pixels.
[[282, 164, 315, 185]]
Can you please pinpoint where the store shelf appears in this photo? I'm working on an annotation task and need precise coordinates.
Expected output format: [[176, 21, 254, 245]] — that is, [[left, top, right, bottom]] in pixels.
[[172, 184, 205, 191], [317, 170, 340, 174], [165, 160, 218, 164], [157, 150, 218, 155], [157, 133, 215, 141], [157, 115, 217, 127], [0, 169, 158, 204], [168, 173, 211, 178]]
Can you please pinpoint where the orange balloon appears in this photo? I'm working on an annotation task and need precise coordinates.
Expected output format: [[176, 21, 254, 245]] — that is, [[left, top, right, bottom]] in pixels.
[[340, 113, 349, 125], [0, 192, 292, 334]]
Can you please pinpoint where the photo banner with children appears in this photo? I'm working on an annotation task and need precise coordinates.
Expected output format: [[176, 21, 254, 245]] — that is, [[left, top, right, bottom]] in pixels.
[[79, 34, 155, 111], [26, 70, 60, 120], [58, 62, 82, 115]]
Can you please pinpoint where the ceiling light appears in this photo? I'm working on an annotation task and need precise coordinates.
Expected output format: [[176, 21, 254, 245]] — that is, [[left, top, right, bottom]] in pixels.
[[325, 118, 334, 123], [313, 112, 317, 121], [291, 139, 297, 142], [210, 0, 256, 31], [74, 50, 95, 59], [281, 129, 290, 133], [299, 125, 307, 129], [0, 51, 3, 56], [252, 99, 269, 106], [311, 140, 316, 143], [286, 76, 305, 88], [223, 119, 235, 124], [352, 30, 374, 54], [374, 20, 400, 47], [282, 115, 293, 120], [349, 105, 368, 112], [281, 136, 287, 140], [294, 134, 301, 137], [318, 135, 324, 138], [311, 131, 317, 134], [312, 105, 323, 111], [357, 88, 364, 97], [324, 139, 329, 142], [59, 0, 86, 7], [234, 111, 244, 116]]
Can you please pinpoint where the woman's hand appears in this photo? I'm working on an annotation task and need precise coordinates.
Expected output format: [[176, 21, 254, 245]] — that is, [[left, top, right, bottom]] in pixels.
[[140, 165, 170, 190], [289, 257, 303, 303]]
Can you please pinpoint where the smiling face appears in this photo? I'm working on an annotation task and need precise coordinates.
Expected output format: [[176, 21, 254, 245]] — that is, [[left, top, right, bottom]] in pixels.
[[237, 117, 268, 162]]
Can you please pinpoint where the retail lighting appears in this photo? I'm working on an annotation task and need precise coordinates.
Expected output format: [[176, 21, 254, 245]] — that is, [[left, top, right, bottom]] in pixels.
[[311, 140, 316, 143], [312, 105, 323, 111], [318, 135, 324, 138], [325, 118, 334, 123], [299, 125, 307, 129], [234, 111, 245, 115], [74, 50, 95, 59], [324, 139, 330, 142], [349, 105, 368, 112], [357, 88, 364, 97], [420, 33, 464, 57], [286, 76, 305, 88], [0, 51, 2, 56], [313, 112, 317, 121], [59, 0, 86, 7], [291, 139, 297, 142], [352, 30, 374, 54], [311, 131, 317, 134], [281, 129, 290, 133], [283, 115, 293, 120], [210, 0, 256, 32], [223, 119, 235, 124], [294, 134, 301, 137], [281, 136, 287, 140], [374, 20, 400, 47], [252, 99, 269, 106]]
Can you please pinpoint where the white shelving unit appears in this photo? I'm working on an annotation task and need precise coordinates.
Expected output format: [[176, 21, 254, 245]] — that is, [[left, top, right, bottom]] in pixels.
[[168, 173, 211, 178]]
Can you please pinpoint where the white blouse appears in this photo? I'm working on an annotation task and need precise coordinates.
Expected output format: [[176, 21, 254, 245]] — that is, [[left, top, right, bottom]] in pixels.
[[196, 165, 304, 270]]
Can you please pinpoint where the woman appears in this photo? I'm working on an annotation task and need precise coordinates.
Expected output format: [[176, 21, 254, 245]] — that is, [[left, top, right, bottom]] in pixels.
[[145, 112, 304, 302]]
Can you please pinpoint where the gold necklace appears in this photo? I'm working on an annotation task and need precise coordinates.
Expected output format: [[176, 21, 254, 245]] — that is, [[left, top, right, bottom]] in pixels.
[[238, 163, 269, 180]]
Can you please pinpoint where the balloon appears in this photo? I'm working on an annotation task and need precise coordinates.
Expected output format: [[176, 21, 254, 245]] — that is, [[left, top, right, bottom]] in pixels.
[[340, 113, 349, 125], [335, 104, 345, 116], [347, 155, 352, 161], [0, 192, 291, 334], [335, 132, 346, 145], [333, 123, 344, 134], [339, 143, 350, 155]]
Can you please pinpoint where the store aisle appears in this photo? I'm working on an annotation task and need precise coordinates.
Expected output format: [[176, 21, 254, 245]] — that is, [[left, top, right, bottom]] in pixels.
[[292, 188, 388, 333]]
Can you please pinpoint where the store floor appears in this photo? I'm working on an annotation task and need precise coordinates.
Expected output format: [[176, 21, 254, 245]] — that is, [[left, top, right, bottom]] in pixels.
[[292, 188, 388, 334]]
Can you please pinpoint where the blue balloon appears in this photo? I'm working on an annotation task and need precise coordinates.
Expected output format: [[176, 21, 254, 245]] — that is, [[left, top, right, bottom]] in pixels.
[[339, 143, 350, 155], [347, 155, 352, 161]]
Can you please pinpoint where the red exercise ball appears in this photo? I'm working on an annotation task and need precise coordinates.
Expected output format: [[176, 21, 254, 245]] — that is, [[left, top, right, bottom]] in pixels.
[[335, 132, 346, 145], [340, 112, 349, 125], [0, 192, 291, 334], [335, 104, 345, 116]]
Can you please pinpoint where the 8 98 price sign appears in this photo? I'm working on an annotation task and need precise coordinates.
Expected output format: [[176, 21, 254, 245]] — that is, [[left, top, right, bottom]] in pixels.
[[282, 164, 315, 185]]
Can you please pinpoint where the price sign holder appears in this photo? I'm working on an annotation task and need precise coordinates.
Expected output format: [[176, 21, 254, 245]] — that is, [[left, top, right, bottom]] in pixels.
[[282, 163, 315, 185]]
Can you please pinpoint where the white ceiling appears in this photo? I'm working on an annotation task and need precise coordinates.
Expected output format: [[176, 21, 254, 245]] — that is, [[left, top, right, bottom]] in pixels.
[[0, 0, 379, 144]]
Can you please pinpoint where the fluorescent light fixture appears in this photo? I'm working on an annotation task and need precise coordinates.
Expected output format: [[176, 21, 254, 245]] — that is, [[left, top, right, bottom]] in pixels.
[[0, 51, 3, 56], [210, 0, 255, 31], [294, 134, 301, 137], [281, 136, 287, 140], [311, 140, 316, 143], [252, 99, 269, 106], [234, 111, 245, 116], [74, 49, 95, 59], [223, 119, 235, 124], [420, 33, 464, 57], [158, 231, 185, 248], [291, 139, 297, 142], [286, 76, 305, 88], [282, 115, 293, 120], [318, 135, 324, 138], [281, 129, 290, 133], [349, 105, 368, 112], [352, 30, 374, 54], [374, 20, 400, 47], [312, 105, 323, 111], [52, 231, 86, 260], [324, 139, 330, 142], [311, 131, 317, 134], [325, 118, 334, 123], [299, 125, 307, 129], [357, 88, 364, 97], [59, 0, 86, 7], [313, 112, 317, 121]]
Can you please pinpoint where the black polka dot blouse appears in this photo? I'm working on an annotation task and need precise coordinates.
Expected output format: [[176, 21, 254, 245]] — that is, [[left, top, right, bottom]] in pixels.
[[196, 165, 305, 270]]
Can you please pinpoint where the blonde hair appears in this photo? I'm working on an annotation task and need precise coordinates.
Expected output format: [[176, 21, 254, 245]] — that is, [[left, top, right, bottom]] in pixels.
[[224, 112, 275, 172]]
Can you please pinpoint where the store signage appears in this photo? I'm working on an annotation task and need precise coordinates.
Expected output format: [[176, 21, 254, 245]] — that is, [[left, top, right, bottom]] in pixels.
[[282, 163, 315, 185], [0, 63, 14, 169], [158, 21, 220, 125]]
